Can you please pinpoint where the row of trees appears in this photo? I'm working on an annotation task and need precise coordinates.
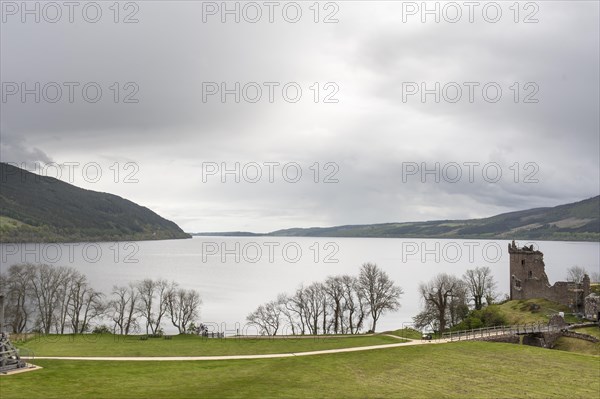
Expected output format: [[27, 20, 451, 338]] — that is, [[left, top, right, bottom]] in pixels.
[[246, 263, 404, 336], [3, 262, 590, 336], [0, 263, 202, 335], [414, 266, 497, 333], [109, 279, 201, 335]]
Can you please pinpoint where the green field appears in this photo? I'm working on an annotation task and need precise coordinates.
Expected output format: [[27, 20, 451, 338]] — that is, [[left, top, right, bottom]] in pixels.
[[383, 328, 423, 340], [17, 333, 401, 357], [2, 342, 598, 398], [572, 326, 600, 339], [553, 337, 600, 356], [553, 326, 600, 356], [492, 299, 576, 324]]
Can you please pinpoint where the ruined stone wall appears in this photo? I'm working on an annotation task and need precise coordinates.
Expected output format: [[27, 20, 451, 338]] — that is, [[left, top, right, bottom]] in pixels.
[[508, 241, 588, 309], [584, 294, 599, 321]]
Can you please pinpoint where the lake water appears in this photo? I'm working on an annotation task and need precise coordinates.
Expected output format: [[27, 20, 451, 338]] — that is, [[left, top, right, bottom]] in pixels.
[[1, 237, 598, 333]]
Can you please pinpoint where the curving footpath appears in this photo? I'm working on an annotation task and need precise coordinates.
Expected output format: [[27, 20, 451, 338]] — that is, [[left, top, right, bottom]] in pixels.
[[22, 336, 451, 362]]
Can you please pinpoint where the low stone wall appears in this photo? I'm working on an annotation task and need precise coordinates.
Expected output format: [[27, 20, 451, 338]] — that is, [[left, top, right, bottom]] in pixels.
[[561, 330, 599, 343], [568, 322, 599, 329], [464, 323, 599, 348]]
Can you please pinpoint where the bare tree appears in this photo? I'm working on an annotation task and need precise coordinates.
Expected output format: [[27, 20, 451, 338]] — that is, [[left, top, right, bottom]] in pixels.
[[1, 264, 35, 333], [277, 293, 301, 335], [285, 287, 308, 335], [108, 283, 139, 335], [152, 280, 173, 334], [246, 300, 282, 336], [416, 273, 463, 333], [29, 264, 73, 334], [566, 266, 588, 284], [303, 282, 326, 334], [136, 279, 155, 334], [413, 301, 438, 332], [136, 279, 172, 335], [166, 287, 202, 334], [54, 268, 78, 334], [358, 263, 403, 332], [463, 266, 497, 310], [324, 276, 345, 334], [340, 275, 367, 334], [246, 305, 270, 335], [109, 286, 128, 334], [69, 277, 104, 334]]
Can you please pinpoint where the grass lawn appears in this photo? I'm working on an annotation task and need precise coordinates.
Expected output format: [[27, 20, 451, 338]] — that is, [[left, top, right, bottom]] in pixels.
[[17, 333, 402, 357], [554, 326, 600, 355], [1, 342, 598, 398], [553, 337, 600, 356], [383, 328, 423, 340], [493, 299, 576, 324], [572, 326, 600, 339]]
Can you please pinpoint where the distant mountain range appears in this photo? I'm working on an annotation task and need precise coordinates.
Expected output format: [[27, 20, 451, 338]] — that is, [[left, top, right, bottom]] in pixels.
[[193, 196, 600, 242], [2, 161, 597, 243], [0, 163, 190, 243]]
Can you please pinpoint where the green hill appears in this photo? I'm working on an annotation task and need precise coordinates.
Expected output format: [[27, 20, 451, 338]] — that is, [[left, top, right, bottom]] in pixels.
[[0, 163, 190, 243], [263, 196, 599, 241], [491, 299, 575, 325]]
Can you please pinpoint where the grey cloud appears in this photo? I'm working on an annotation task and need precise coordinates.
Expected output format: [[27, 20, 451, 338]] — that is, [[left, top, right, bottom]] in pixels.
[[1, 1, 598, 232], [0, 133, 53, 164]]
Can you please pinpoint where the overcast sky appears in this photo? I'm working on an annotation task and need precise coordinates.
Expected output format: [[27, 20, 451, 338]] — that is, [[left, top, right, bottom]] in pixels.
[[1, 1, 599, 233]]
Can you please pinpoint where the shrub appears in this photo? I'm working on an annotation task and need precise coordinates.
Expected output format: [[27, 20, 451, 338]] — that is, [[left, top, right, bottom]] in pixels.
[[92, 325, 111, 334], [452, 307, 508, 331]]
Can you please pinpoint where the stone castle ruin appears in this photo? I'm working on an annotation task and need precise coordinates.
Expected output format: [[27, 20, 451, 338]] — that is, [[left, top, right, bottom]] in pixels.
[[509, 241, 591, 312]]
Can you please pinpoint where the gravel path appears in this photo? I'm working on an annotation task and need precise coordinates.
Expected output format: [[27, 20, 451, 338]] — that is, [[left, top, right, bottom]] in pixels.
[[23, 337, 449, 362]]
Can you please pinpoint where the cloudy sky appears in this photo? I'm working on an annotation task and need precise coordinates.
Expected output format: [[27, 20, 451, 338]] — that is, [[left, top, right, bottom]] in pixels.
[[1, 1, 599, 233]]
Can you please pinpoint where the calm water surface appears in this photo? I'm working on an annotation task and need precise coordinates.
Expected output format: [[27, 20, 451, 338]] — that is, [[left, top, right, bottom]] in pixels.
[[1, 237, 598, 333]]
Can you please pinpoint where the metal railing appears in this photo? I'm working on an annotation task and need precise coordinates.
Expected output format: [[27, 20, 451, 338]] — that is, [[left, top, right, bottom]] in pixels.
[[441, 323, 562, 342]]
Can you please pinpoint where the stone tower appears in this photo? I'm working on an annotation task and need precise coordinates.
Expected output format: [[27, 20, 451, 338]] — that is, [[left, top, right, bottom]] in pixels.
[[508, 240, 550, 300], [582, 274, 591, 298]]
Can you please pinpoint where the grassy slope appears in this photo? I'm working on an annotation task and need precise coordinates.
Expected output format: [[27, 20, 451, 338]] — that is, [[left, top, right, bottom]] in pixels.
[[573, 326, 600, 339], [383, 328, 423, 340], [2, 342, 598, 399], [18, 334, 401, 357], [491, 299, 576, 324], [491, 301, 599, 356], [553, 337, 600, 356], [555, 326, 600, 356]]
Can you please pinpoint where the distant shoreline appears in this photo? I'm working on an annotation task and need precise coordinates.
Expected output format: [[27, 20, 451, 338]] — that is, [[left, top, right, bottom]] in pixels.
[[0, 235, 192, 245], [190, 195, 600, 243], [189, 233, 599, 242]]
